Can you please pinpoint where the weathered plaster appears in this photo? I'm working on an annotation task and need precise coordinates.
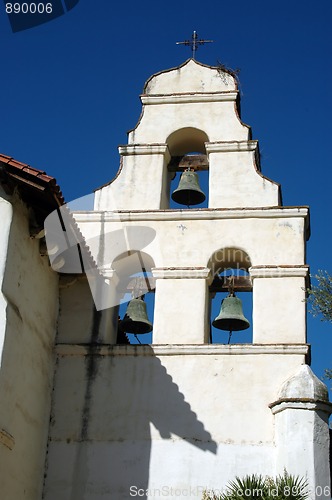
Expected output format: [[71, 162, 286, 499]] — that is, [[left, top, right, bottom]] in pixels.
[[0, 189, 13, 367], [42, 59, 330, 499], [94, 60, 280, 211], [0, 193, 58, 500], [44, 346, 307, 499]]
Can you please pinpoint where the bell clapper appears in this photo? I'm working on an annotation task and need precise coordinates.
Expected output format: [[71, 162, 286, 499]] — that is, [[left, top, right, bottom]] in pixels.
[[186, 168, 192, 208], [227, 278, 234, 344], [132, 279, 144, 341], [134, 334, 142, 344]]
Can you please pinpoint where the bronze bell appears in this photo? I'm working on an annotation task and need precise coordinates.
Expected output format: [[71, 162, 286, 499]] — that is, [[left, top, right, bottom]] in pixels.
[[171, 169, 206, 206], [121, 296, 153, 334], [212, 294, 250, 332]]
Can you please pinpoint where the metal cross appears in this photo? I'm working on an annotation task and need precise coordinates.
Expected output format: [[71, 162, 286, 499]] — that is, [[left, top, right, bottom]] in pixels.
[[176, 31, 213, 60]]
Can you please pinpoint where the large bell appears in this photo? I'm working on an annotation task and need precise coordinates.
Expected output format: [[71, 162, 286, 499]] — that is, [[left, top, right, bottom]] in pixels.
[[212, 295, 250, 332], [171, 169, 206, 206], [121, 296, 153, 334]]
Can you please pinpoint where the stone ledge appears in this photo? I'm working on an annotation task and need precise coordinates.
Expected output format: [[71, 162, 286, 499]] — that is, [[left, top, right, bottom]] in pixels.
[[141, 92, 238, 105], [269, 399, 332, 415], [206, 140, 258, 153], [118, 144, 170, 157], [250, 266, 309, 279], [73, 207, 309, 223], [55, 343, 309, 357]]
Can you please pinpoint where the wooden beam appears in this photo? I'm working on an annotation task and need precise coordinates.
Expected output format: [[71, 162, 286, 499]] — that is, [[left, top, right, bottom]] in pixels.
[[210, 276, 252, 293], [168, 155, 209, 172]]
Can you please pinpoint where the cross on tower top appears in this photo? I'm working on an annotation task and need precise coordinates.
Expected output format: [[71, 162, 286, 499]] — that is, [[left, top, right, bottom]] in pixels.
[[176, 31, 213, 60]]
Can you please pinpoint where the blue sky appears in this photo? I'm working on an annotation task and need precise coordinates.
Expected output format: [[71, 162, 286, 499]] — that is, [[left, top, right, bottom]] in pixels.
[[1, 1, 331, 390]]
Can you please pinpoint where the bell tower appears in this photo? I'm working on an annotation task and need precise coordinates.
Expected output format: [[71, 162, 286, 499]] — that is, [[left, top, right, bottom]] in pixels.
[[43, 59, 332, 499]]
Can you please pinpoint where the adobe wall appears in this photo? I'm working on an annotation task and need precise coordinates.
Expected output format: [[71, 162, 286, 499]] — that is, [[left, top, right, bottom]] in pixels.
[[43, 344, 308, 500], [0, 192, 58, 500]]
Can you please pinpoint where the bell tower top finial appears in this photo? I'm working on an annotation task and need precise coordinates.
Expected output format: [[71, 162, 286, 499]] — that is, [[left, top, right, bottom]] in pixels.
[[176, 31, 213, 60]]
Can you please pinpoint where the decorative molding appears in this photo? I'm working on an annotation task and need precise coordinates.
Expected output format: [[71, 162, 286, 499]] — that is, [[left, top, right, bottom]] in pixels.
[[140, 92, 238, 105], [269, 399, 332, 415], [152, 267, 210, 280], [118, 144, 170, 158], [205, 140, 258, 153], [73, 207, 309, 224], [55, 343, 309, 358], [0, 429, 15, 450], [250, 266, 309, 279]]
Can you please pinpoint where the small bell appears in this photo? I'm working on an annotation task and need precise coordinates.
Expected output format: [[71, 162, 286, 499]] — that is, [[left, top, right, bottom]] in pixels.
[[121, 296, 153, 334], [171, 169, 206, 206], [212, 294, 250, 332]]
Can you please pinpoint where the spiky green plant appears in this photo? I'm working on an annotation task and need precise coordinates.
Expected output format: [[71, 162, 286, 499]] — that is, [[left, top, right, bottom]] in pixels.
[[272, 472, 309, 500], [203, 472, 309, 500], [221, 475, 268, 500]]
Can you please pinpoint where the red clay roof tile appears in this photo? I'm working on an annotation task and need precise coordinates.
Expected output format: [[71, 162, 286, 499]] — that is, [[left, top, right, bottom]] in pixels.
[[0, 152, 65, 213]]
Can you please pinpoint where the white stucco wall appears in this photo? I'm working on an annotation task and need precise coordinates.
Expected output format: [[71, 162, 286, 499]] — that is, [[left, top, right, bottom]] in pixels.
[[74, 209, 308, 269], [0, 193, 58, 500], [271, 366, 332, 499], [153, 276, 210, 343], [72, 209, 309, 345], [43, 344, 308, 500], [252, 273, 307, 343], [0, 188, 13, 366], [207, 144, 280, 208], [274, 407, 331, 499], [94, 60, 280, 211], [42, 58, 328, 500], [143, 59, 237, 95], [56, 274, 119, 345]]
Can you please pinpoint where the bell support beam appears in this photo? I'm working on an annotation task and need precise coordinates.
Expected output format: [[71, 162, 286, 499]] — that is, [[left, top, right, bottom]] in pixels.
[[168, 155, 209, 172], [209, 275, 252, 293]]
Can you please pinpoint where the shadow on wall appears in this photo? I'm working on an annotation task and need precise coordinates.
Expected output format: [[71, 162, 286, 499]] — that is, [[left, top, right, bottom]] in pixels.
[[44, 345, 217, 500]]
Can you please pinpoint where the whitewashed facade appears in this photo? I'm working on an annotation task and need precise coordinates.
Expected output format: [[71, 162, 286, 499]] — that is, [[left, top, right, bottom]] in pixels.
[[0, 189, 58, 500], [0, 59, 331, 500]]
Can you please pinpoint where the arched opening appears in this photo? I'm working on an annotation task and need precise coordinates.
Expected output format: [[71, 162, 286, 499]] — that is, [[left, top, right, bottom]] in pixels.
[[166, 128, 209, 209], [112, 251, 155, 345], [208, 248, 253, 344], [167, 127, 209, 156]]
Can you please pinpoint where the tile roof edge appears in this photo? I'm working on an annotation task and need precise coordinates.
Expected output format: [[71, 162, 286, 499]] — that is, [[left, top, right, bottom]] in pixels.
[[0, 153, 101, 276], [0, 152, 65, 207]]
